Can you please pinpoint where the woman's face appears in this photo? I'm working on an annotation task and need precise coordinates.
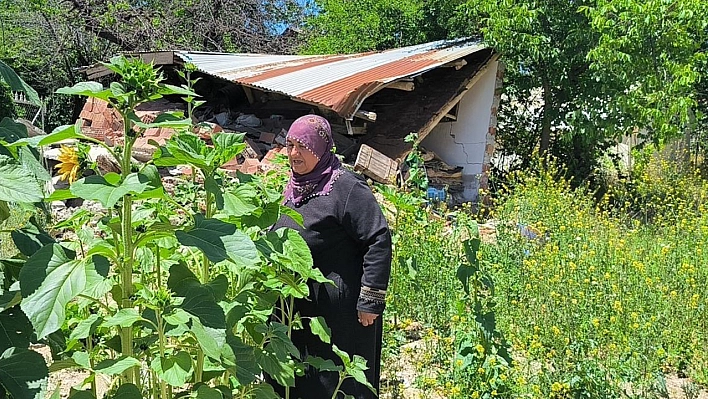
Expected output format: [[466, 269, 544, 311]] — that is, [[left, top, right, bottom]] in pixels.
[[286, 138, 319, 175]]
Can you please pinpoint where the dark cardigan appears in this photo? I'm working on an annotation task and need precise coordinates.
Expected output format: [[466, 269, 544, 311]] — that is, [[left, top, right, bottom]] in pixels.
[[273, 169, 392, 399]]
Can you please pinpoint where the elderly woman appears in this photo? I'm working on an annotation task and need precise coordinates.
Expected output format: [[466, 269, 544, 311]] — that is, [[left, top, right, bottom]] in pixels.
[[272, 114, 392, 398]]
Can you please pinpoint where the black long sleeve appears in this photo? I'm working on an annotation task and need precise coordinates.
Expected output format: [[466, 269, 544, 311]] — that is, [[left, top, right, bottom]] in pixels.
[[340, 176, 391, 314], [275, 169, 392, 314], [272, 169, 391, 398]]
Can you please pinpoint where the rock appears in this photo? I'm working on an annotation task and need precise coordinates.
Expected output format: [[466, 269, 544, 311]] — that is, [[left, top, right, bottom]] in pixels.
[[214, 112, 230, 126], [50, 201, 66, 212], [236, 114, 261, 127]]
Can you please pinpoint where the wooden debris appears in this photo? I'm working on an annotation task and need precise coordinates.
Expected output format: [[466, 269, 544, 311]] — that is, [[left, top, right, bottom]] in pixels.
[[386, 81, 415, 91], [96, 154, 121, 174], [243, 86, 255, 105], [244, 138, 263, 158], [443, 59, 467, 70], [355, 109, 377, 122], [355, 144, 398, 184], [421, 147, 464, 192], [274, 128, 287, 145]]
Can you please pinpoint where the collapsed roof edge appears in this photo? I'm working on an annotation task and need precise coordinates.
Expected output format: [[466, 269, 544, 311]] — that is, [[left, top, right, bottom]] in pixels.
[[80, 38, 492, 119]]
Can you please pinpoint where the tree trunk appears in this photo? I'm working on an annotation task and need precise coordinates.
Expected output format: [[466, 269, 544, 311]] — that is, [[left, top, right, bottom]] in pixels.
[[540, 74, 552, 154]]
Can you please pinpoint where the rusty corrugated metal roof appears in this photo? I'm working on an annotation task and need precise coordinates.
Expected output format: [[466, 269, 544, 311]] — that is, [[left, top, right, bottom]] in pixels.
[[175, 38, 486, 119]]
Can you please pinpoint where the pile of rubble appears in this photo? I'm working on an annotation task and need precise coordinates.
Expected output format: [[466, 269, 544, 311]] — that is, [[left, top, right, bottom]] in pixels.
[[420, 148, 464, 195], [74, 98, 297, 175], [73, 98, 367, 177]]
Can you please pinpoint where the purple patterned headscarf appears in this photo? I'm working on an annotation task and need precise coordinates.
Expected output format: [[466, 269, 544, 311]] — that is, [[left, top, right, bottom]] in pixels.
[[284, 115, 343, 206]]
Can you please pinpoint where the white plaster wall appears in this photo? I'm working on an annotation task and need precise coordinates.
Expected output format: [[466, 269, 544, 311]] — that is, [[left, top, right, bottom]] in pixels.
[[420, 60, 499, 201]]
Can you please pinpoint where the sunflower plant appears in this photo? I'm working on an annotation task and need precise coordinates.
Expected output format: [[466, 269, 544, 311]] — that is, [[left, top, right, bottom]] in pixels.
[[0, 56, 341, 399], [55, 143, 90, 183]]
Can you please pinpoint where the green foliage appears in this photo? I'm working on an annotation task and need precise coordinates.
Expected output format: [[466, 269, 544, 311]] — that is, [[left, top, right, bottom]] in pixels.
[[404, 132, 428, 191], [447, 0, 707, 185], [0, 113, 49, 399], [1, 0, 305, 132], [0, 347, 49, 399], [582, 0, 708, 141], [453, 236, 513, 397], [301, 0, 449, 54], [0, 57, 383, 399], [0, 59, 40, 106], [378, 154, 708, 397], [483, 161, 708, 397], [0, 83, 15, 120]]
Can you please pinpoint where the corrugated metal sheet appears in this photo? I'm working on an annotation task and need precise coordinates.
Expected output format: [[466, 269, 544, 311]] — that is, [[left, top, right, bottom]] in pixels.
[[176, 38, 486, 119]]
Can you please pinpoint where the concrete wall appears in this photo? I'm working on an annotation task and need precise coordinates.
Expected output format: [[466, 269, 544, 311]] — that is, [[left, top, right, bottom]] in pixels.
[[420, 60, 503, 201]]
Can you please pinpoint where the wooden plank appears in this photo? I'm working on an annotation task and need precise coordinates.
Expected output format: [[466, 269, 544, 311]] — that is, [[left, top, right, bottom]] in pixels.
[[385, 81, 415, 91], [139, 51, 175, 66], [416, 53, 500, 144], [442, 59, 468, 70], [354, 144, 398, 184], [355, 109, 377, 122], [243, 86, 256, 105]]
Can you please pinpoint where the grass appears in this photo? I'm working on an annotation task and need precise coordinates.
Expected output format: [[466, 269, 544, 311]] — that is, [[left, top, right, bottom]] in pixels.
[[0, 205, 33, 258], [382, 154, 708, 398]]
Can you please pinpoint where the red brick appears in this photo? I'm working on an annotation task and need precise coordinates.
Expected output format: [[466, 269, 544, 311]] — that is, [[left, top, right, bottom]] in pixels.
[[241, 158, 261, 175], [259, 131, 276, 144], [220, 157, 240, 172], [485, 143, 496, 155]]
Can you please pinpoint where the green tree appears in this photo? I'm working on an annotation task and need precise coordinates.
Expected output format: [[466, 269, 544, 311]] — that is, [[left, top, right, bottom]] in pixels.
[[301, 0, 455, 54], [582, 0, 708, 142], [451, 0, 624, 180], [449, 0, 706, 182], [1, 0, 308, 130]]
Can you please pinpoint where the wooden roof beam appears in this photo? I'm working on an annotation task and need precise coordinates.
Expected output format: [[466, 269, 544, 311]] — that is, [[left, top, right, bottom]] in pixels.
[[416, 53, 500, 144], [355, 109, 377, 122], [442, 59, 468, 70], [84, 51, 178, 80], [385, 81, 415, 91]]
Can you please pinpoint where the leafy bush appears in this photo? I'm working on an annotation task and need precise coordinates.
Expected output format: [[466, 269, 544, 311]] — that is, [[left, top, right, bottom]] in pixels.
[[0, 82, 15, 119], [0, 57, 365, 399]]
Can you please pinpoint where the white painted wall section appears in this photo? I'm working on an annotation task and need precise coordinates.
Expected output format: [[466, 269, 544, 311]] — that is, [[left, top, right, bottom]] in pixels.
[[420, 60, 499, 200]]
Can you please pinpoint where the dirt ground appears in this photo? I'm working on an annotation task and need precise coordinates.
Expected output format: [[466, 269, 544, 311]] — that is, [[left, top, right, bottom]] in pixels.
[[33, 345, 110, 398], [380, 334, 708, 399], [35, 342, 707, 399]]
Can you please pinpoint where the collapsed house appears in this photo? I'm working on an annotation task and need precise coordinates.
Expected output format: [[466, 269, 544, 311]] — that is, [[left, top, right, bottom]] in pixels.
[[81, 38, 503, 202]]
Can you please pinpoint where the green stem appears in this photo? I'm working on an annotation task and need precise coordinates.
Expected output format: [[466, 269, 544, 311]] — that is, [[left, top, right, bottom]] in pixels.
[[119, 112, 137, 384], [77, 294, 112, 313], [195, 173, 213, 383], [155, 307, 169, 399], [287, 296, 295, 338], [330, 374, 346, 399], [284, 294, 296, 399], [279, 297, 286, 325], [87, 332, 97, 395], [155, 245, 162, 290], [195, 351, 205, 383], [186, 69, 195, 120]]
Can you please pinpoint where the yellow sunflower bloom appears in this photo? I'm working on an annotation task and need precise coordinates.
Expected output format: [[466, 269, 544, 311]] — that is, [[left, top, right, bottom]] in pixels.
[[55, 145, 81, 183]]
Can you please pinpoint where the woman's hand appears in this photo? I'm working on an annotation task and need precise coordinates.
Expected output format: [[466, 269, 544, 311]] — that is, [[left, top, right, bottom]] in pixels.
[[358, 311, 379, 327]]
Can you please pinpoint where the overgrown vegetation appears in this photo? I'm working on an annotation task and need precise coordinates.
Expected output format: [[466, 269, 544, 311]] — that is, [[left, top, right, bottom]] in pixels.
[[381, 152, 708, 398], [0, 57, 373, 399]]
